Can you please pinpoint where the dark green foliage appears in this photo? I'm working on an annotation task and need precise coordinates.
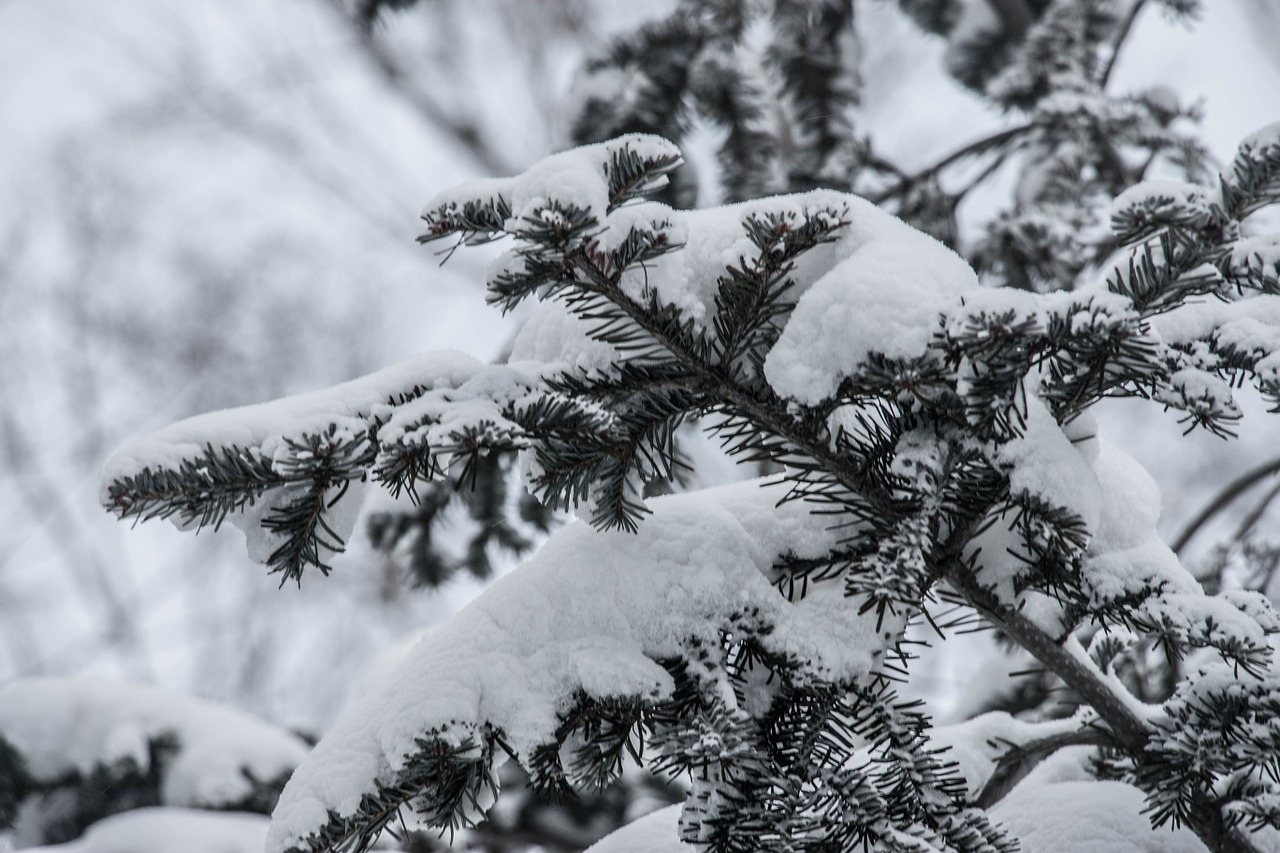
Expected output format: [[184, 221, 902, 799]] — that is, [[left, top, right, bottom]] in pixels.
[[101, 0, 1280, 846], [1140, 672, 1280, 833], [104, 115, 1280, 852]]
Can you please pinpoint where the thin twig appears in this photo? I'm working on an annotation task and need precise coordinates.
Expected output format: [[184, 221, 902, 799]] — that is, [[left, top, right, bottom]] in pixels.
[[975, 728, 1112, 808], [871, 124, 1033, 204], [1099, 0, 1149, 90], [1172, 455, 1280, 555], [1235, 478, 1280, 542]]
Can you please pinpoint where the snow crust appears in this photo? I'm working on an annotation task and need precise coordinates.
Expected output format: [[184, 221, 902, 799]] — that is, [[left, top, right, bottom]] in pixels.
[[23, 808, 269, 853], [0, 677, 308, 808], [267, 479, 893, 851]]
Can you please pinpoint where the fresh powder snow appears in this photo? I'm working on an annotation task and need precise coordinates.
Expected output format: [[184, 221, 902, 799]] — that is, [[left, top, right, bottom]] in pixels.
[[266, 478, 901, 851]]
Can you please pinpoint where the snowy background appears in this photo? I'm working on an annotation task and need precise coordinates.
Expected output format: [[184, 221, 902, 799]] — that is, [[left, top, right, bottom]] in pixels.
[[2, 0, 1280, 824]]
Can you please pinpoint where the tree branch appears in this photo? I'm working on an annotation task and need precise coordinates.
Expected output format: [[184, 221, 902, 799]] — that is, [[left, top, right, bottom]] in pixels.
[[562, 233, 1265, 853], [871, 124, 1033, 205], [975, 728, 1112, 808], [1172, 455, 1280, 555]]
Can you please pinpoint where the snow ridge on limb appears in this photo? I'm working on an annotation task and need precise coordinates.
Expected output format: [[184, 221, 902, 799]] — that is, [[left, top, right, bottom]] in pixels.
[[266, 480, 905, 853], [100, 352, 609, 584]]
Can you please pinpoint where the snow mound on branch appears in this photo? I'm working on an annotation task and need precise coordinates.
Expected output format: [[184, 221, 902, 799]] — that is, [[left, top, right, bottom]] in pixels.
[[990, 781, 1207, 853], [100, 350, 491, 566], [422, 134, 680, 229], [0, 677, 308, 808], [763, 194, 978, 405], [452, 142, 974, 410], [511, 300, 624, 378], [999, 396, 1102, 530], [267, 478, 893, 851], [583, 804, 684, 853], [23, 807, 268, 853], [103, 351, 484, 485]]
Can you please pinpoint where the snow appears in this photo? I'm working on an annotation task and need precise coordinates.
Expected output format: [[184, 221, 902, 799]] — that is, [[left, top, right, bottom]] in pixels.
[[1110, 180, 1218, 226], [1230, 235, 1280, 275], [102, 351, 485, 488], [1089, 439, 1162, 553], [22, 808, 269, 853], [0, 677, 308, 808], [441, 151, 978, 410], [421, 134, 683, 232], [267, 478, 897, 852], [582, 805, 684, 853], [508, 146, 611, 228], [1237, 120, 1280, 159], [998, 395, 1102, 531], [1149, 295, 1280, 346], [510, 300, 625, 377], [100, 350, 548, 568], [762, 195, 978, 404], [990, 781, 1208, 852]]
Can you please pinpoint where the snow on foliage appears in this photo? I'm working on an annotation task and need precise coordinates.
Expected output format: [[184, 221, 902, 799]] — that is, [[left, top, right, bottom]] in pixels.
[[101, 129, 1280, 853], [267, 479, 898, 850], [0, 677, 308, 810]]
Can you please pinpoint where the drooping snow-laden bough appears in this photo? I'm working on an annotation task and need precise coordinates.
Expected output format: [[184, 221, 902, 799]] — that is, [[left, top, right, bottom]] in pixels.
[[101, 130, 1280, 853]]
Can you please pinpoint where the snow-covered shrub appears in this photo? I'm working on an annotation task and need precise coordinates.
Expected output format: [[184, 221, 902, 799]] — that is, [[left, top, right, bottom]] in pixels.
[[100, 128, 1280, 853], [0, 677, 308, 847]]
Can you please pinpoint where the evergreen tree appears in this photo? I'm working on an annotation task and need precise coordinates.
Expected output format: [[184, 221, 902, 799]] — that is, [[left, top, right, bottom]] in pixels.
[[18, 2, 1268, 852], [363, 0, 1215, 589], [97, 122, 1280, 853]]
